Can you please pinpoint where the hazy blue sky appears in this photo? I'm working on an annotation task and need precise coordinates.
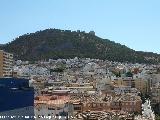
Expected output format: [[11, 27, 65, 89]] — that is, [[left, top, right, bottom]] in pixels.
[[0, 0, 160, 53]]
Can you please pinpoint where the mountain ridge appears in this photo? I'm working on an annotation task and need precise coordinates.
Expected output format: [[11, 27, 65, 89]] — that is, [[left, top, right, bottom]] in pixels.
[[1, 28, 160, 64]]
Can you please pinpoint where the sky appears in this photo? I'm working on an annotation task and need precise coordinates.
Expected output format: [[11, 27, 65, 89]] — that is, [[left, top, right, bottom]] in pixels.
[[0, 0, 160, 53]]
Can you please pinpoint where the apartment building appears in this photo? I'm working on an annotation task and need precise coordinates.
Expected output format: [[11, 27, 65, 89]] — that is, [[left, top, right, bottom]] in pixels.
[[113, 78, 148, 94], [151, 83, 160, 105], [120, 94, 142, 113], [71, 93, 142, 113], [0, 50, 13, 77]]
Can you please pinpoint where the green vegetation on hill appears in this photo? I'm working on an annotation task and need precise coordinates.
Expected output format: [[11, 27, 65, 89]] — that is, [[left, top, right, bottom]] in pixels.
[[1, 28, 160, 64]]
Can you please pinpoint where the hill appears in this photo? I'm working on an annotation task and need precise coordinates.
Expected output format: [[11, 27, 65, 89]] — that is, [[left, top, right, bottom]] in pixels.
[[1, 28, 160, 64], [0, 44, 4, 47]]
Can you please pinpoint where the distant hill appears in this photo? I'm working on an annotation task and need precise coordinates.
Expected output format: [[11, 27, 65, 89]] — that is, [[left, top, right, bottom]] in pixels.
[[1, 28, 160, 64], [0, 44, 4, 47]]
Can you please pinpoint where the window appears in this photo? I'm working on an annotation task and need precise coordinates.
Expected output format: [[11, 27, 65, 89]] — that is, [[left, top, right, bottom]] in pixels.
[[100, 103, 103, 107], [74, 106, 81, 110], [88, 104, 91, 107], [48, 107, 55, 110], [103, 103, 106, 107], [92, 103, 96, 107]]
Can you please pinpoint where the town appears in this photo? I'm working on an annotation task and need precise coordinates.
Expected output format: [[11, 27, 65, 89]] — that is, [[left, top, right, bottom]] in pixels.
[[0, 50, 160, 120]]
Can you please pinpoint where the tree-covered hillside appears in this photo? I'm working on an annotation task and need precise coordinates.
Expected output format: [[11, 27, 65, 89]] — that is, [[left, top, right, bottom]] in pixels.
[[1, 28, 160, 64]]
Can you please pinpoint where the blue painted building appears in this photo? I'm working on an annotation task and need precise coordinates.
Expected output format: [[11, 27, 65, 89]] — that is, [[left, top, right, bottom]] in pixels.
[[0, 78, 34, 120]]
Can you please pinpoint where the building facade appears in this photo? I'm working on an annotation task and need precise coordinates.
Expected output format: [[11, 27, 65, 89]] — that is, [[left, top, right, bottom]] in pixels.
[[34, 95, 70, 120], [0, 78, 34, 120], [151, 83, 160, 105], [113, 78, 148, 94], [0, 50, 13, 77]]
